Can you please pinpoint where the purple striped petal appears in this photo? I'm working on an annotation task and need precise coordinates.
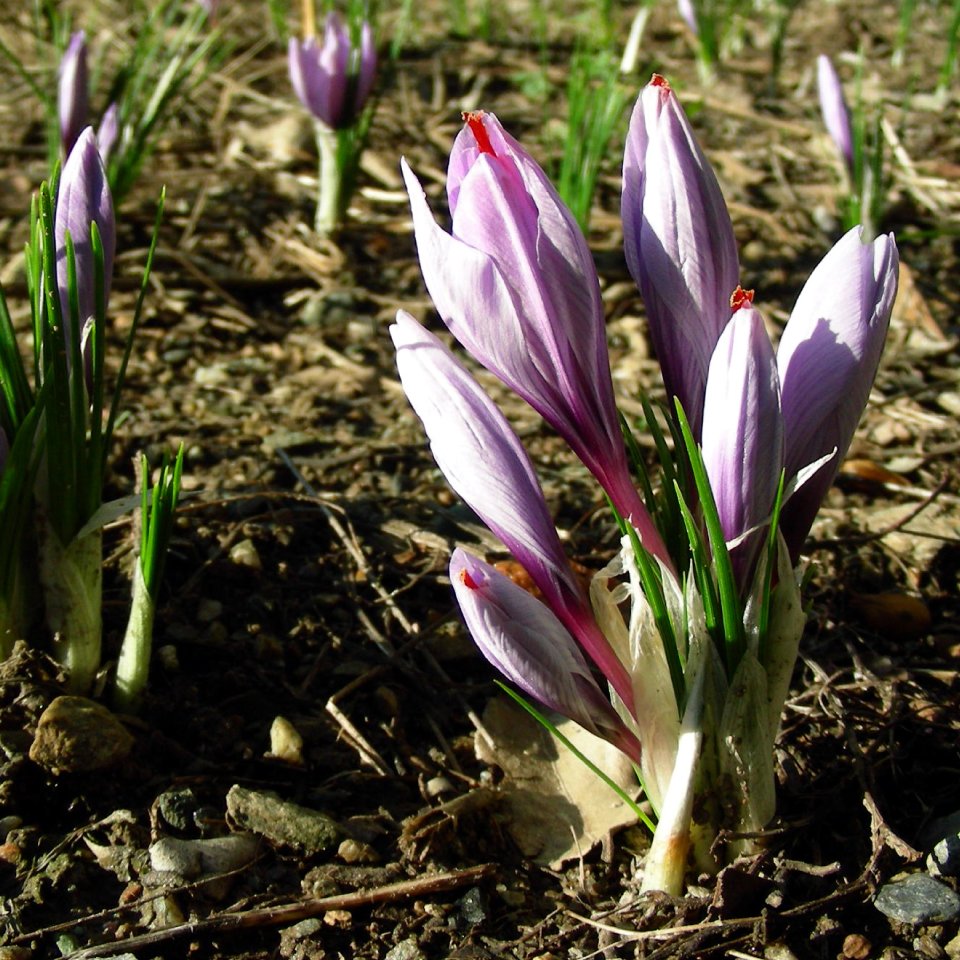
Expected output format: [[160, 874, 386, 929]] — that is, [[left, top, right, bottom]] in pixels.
[[403, 114, 669, 565], [622, 74, 740, 439], [451, 549, 642, 763], [391, 310, 634, 712], [58, 32, 89, 156], [777, 226, 898, 558], [702, 292, 784, 593], [817, 55, 854, 175], [55, 127, 115, 347]]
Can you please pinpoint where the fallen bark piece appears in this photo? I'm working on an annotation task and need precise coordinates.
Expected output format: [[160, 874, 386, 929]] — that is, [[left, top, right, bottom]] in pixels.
[[226, 785, 341, 854]]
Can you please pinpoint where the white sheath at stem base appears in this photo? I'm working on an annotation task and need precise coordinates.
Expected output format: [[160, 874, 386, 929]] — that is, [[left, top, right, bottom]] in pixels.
[[115, 561, 155, 712], [40, 521, 102, 694], [640, 661, 705, 896]]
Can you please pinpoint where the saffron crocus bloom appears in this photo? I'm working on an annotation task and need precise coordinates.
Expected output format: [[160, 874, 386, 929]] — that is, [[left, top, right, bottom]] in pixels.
[[55, 127, 116, 346], [777, 226, 898, 559], [817, 55, 854, 175], [58, 32, 89, 156], [391, 310, 635, 713], [622, 75, 739, 439], [288, 14, 377, 130], [403, 112, 669, 567], [701, 289, 784, 593], [451, 549, 642, 763]]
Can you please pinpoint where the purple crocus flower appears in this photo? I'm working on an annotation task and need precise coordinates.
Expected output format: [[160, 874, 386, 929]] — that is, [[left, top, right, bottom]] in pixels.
[[403, 112, 670, 568], [58, 31, 89, 156], [288, 14, 377, 130], [817, 55, 854, 176], [451, 549, 642, 763], [777, 226, 898, 560], [391, 310, 636, 714], [96, 102, 120, 165], [55, 127, 115, 349], [677, 0, 698, 34], [622, 74, 740, 440], [701, 289, 784, 593]]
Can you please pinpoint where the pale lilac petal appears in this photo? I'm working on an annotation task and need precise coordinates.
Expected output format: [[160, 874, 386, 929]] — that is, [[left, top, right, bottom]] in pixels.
[[777, 227, 898, 557], [702, 301, 783, 592], [403, 122, 668, 563], [354, 22, 377, 112], [451, 549, 642, 762], [622, 76, 739, 438], [817, 55, 854, 174], [96, 102, 119, 164], [58, 32, 89, 156], [55, 128, 115, 346], [391, 310, 634, 711]]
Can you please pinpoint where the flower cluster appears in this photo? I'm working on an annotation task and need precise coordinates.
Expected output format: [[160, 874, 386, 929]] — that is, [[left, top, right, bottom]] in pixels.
[[393, 74, 898, 892]]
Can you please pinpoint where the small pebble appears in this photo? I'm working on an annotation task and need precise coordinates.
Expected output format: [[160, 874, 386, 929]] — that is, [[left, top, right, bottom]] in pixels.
[[385, 939, 425, 960], [267, 716, 304, 765], [29, 697, 134, 774], [229, 539, 262, 570], [337, 838, 379, 864], [226, 785, 340, 854], [930, 835, 960, 877], [874, 874, 960, 923], [196, 598, 223, 623]]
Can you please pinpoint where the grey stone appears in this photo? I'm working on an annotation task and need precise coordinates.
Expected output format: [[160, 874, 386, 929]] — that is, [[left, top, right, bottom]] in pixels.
[[385, 939, 425, 960], [226, 785, 341, 854], [874, 874, 960, 924]]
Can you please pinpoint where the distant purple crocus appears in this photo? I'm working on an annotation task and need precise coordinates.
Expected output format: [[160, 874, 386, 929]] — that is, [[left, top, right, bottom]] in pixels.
[[451, 549, 642, 763], [817, 55, 854, 175], [96, 102, 120, 165], [622, 74, 740, 440], [701, 288, 784, 593], [391, 310, 636, 714], [777, 226, 898, 559], [677, 0, 698, 34], [288, 13, 377, 130], [55, 127, 115, 349], [58, 31, 89, 156], [403, 111, 670, 568]]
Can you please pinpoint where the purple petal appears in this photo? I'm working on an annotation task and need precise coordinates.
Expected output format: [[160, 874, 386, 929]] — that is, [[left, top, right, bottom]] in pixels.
[[391, 310, 635, 712], [96, 102, 119, 164], [777, 226, 898, 558], [622, 75, 740, 439], [451, 549, 641, 762], [354, 21, 377, 112], [702, 295, 784, 592], [817, 55, 854, 174], [403, 117, 669, 565], [58, 31, 89, 156], [55, 127, 115, 347]]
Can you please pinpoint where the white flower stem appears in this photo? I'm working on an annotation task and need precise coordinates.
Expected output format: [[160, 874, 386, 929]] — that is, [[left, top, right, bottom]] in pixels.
[[641, 661, 706, 895], [314, 122, 343, 234]]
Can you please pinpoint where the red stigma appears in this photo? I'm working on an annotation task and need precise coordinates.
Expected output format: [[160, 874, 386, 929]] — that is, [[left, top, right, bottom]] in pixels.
[[650, 73, 670, 90], [459, 568, 479, 590], [730, 286, 755, 311], [462, 111, 496, 156]]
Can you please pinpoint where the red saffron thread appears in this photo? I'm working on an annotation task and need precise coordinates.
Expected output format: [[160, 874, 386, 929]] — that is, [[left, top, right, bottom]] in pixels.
[[650, 73, 670, 89], [462, 111, 496, 156], [730, 285, 755, 311], [459, 568, 479, 590]]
